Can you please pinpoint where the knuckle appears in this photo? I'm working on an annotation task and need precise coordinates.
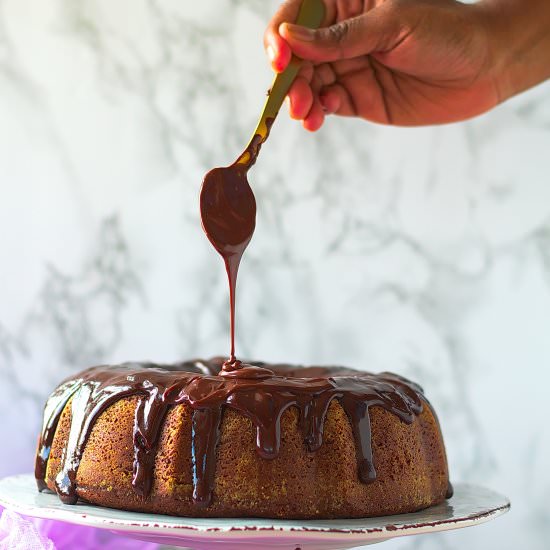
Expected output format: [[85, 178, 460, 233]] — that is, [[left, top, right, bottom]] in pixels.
[[325, 21, 350, 44]]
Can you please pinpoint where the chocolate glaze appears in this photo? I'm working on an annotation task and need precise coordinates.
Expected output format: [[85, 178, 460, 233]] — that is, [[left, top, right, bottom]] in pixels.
[[200, 120, 274, 370], [35, 358, 452, 507], [446, 481, 454, 499]]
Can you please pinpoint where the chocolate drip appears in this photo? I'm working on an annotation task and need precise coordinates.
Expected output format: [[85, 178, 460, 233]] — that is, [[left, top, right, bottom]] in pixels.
[[35, 358, 451, 507], [191, 406, 223, 506], [35, 379, 82, 492], [200, 119, 274, 368], [339, 397, 376, 483], [54, 381, 137, 504], [446, 481, 454, 499], [299, 393, 333, 452], [133, 388, 168, 497]]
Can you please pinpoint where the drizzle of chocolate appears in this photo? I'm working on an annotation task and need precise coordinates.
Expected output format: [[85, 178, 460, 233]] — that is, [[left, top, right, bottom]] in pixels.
[[35, 358, 452, 507], [200, 119, 274, 371], [446, 481, 454, 499]]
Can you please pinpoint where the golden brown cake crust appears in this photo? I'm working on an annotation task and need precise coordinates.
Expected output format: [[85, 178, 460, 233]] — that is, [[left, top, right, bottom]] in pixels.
[[44, 393, 449, 519]]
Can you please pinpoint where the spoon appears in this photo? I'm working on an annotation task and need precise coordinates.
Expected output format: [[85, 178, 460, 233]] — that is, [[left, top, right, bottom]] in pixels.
[[200, 0, 325, 370]]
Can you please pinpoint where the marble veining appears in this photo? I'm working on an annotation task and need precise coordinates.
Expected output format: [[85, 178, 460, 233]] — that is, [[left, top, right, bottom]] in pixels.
[[0, 1, 549, 549]]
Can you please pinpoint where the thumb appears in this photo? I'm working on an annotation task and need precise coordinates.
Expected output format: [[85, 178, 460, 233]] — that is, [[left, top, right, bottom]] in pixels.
[[279, 9, 402, 63]]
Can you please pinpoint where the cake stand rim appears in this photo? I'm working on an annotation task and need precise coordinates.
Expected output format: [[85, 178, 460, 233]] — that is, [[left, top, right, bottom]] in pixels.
[[0, 474, 510, 546]]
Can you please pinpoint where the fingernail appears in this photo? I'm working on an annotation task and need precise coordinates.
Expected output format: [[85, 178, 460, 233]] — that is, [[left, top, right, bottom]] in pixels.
[[281, 22, 315, 42], [266, 44, 275, 62]]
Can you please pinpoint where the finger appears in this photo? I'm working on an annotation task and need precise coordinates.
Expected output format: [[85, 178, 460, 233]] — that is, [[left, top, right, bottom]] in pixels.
[[303, 97, 325, 131], [364, 0, 381, 10], [287, 77, 314, 120], [315, 63, 337, 87], [310, 72, 324, 95], [265, 0, 338, 72], [264, 0, 302, 72], [319, 87, 341, 115], [319, 83, 355, 116], [297, 60, 315, 84], [337, 0, 366, 20], [331, 56, 371, 77], [279, 4, 402, 63]]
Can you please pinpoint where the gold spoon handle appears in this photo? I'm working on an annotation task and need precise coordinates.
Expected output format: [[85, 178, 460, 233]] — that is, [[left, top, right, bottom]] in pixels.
[[236, 0, 325, 165]]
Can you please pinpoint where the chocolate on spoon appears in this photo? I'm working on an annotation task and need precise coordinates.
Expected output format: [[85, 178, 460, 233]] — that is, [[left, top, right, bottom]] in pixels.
[[200, 0, 325, 373]]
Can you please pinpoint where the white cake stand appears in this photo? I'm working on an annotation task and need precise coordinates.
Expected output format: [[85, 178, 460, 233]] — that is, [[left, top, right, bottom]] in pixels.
[[0, 475, 509, 550]]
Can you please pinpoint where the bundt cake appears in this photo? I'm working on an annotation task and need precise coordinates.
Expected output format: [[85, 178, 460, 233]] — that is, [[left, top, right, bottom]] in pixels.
[[35, 358, 451, 519]]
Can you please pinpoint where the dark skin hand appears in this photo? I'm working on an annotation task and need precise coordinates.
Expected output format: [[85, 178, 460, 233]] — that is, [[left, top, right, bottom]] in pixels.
[[264, 0, 550, 130]]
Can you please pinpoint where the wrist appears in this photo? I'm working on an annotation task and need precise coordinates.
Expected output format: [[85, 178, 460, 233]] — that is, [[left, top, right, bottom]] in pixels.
[[475, 0, 550, 102]]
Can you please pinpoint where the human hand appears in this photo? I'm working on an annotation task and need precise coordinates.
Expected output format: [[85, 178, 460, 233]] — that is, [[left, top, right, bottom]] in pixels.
[[264, 0, 503, 130]]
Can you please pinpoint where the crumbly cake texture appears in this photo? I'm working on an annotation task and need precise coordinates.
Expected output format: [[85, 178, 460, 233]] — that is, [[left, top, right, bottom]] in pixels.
[[38, 360, 450, 519]]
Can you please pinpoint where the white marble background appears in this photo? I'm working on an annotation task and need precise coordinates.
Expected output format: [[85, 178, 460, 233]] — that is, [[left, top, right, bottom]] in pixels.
[[1, 1, 549, 549]]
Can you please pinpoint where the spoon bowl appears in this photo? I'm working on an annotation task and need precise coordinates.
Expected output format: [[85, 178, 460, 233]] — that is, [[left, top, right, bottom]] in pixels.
[[200, 165, 256, 259]]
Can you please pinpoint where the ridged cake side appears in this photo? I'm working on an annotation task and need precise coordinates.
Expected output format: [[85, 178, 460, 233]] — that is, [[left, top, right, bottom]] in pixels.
[[42, 395, 449, 519]]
